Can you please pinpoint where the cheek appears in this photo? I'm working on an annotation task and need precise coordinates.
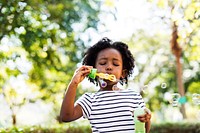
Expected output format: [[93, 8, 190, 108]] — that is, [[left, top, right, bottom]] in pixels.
[[115, 70, 123, 78], [95, 65, 103, 71], [95, 61, 101, 68]]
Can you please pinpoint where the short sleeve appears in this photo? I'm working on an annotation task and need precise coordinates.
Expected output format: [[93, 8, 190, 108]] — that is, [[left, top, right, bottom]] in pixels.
[[138, 93, 146, 109], [75, 93, 92, 119]]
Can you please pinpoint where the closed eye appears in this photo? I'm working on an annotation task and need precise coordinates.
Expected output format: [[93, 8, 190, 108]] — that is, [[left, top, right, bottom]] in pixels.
[[99, 62, 106, 65], [113, 63, 119, 66]]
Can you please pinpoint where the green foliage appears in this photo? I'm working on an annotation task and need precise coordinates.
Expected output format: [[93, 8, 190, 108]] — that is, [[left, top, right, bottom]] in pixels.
[[150, 122, 200, 133], [127, 31, 176, 111], [0, 123, 92, 133], [1, 122, 200, 133], [0, 0, 102, 125], [188, 82, 200, 94], [137, 0, 200, 114]]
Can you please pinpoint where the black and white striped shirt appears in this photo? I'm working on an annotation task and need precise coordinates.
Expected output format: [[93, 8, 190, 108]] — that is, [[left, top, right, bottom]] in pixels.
[[76, 89, 145, 133]]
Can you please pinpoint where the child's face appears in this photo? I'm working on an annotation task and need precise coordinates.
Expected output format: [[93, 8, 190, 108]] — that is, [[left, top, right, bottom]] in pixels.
[[95, 48, 124, 82]]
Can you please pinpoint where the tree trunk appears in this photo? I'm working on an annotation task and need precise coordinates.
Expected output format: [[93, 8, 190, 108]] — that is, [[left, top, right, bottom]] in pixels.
[[171, 21, 187, 119], [12, 114, 16, 125]]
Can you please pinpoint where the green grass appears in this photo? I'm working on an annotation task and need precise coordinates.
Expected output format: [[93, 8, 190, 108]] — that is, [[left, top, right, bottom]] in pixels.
[[0, 122, 200, 133]]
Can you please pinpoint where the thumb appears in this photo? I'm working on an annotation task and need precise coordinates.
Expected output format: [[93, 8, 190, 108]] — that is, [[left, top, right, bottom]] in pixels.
[[144, 108, 151, 114]]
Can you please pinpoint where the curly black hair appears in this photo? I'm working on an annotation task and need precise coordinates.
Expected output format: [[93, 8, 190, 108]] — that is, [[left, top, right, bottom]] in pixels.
[[82, 37, 135, 86]]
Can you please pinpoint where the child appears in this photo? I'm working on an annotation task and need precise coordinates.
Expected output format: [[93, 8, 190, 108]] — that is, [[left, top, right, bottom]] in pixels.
[[60, 37, 151, 133]]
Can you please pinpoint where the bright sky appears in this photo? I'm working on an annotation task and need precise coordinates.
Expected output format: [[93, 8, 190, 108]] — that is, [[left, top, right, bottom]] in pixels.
[[100, 0, 152, 39], [84, 0, 170, 45]]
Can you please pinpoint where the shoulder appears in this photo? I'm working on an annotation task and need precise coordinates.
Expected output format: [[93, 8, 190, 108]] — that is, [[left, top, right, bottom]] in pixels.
[[82, 92, 96, 97], [78, 92, 96, 101], [120, 89, 141, 95]]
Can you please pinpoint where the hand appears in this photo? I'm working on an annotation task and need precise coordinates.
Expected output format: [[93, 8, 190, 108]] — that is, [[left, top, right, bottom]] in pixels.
[[71, 65, 93, 85], [137, 108, 151, 123]]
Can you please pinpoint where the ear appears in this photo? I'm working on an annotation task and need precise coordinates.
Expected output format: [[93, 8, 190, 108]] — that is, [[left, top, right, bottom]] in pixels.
[[121, 69, 128, 78]]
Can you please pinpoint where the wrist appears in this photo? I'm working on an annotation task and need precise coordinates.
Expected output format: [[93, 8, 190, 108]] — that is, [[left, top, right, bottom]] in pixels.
[[70, 80, 79, 86]]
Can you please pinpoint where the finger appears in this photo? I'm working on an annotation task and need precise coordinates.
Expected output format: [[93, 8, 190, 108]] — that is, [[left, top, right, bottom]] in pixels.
[[138, 114, 151, 122], [137, 114, 146, 118], [144, 108, 151, 114], [146, 114, 151, 119], [138, 117, 150, 122], [82, 65, 93, 70], [81, 67, 94, 77], [137, 117, 146, 122], [76, 66, 91, 73]]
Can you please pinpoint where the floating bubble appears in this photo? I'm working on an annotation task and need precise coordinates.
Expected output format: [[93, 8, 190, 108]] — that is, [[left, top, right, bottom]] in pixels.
[[99, 78, 107, 88], [112, 84, 119, 91], [169, 93, 181, 107], [141, 85, 148, 94], [143, 85, 148, 90], [161, 83, 167, 89], [192, 93, 200, 105], [148, 81, 152, 86]]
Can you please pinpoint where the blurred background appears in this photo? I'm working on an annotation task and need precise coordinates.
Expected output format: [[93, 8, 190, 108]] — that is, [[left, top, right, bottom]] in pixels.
[[0, 0, 200, 132]]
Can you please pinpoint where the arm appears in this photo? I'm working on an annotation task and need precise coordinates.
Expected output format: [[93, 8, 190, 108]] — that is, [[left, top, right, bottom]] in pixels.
[[137, 108, 151, 133], [60, 65, 93, 122], [145, 119, 151, 133]]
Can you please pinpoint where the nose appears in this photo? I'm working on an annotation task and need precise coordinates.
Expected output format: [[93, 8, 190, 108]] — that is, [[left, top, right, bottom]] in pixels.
[[106, 67, 112, 71], [106, 64, 112, 71]]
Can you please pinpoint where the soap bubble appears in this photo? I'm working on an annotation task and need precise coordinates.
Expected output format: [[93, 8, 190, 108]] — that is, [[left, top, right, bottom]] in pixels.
[[161, 83, 167, 89], [141, 85, 148, 94], [192, 93, 200, 105], [99, 78, 107, 88], [112, 84, 119, 91], [148, 81, 152, 86], [169, 93, 181, 107]]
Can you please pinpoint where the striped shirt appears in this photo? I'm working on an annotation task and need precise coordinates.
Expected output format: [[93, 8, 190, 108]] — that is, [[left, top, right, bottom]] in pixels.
[[76, 89, 145, 133]]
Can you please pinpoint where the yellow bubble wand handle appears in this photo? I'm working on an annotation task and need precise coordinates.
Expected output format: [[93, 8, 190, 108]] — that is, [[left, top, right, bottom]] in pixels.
[[96, 73, 116, 82]]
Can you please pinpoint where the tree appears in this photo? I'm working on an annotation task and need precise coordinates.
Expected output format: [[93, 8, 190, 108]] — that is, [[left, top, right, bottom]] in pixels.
[[126, 30, 175, 113], [146, 0, 200, 119], [0, 0, 102, 125]]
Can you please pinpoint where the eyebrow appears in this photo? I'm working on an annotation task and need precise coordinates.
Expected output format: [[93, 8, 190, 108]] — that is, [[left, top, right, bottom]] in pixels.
[[98, 58, 121, 62]]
